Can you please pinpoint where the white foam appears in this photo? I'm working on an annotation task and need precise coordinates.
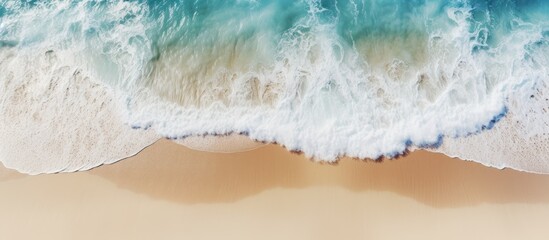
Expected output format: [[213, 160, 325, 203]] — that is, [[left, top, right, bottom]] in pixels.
[[124, 5, 511, 159], [0, 1, 548, 174], [122, 3, 549, 173], [433, 50, 549, 173], [0, 48, 158, 174]]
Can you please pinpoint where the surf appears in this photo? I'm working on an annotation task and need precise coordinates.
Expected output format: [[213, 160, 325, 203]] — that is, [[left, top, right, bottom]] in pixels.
[[0, 0, 548, 174]]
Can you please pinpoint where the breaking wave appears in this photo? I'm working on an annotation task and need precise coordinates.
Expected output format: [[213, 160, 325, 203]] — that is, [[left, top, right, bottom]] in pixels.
[[0, 0, 548, 174]]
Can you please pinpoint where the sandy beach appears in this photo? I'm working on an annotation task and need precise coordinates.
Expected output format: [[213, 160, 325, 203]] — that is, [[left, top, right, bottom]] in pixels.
[[2, 1, 549, 239], [1, 139, 549, 239]]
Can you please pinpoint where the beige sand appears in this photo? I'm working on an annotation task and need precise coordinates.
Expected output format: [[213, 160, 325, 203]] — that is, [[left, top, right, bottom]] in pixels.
[[1, 139, 549, 239]]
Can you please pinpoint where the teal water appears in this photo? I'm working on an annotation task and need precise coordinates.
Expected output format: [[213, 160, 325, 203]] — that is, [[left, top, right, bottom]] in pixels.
[[0, 0, 548, 172]]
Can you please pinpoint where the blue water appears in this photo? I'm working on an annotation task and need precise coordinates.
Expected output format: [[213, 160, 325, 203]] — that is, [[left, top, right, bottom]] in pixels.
[[0, 0, 548, 172]]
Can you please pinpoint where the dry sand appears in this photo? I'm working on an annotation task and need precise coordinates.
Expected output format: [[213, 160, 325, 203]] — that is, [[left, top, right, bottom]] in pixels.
[[1, 139, 549, 239]]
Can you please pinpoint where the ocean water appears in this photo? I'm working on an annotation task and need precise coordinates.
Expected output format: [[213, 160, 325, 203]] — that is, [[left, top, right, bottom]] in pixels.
[[0, 0, 548, 174]]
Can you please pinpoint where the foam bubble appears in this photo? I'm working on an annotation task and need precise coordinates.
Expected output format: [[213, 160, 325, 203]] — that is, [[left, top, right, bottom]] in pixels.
[[0, 0, 548, 174], [0, 48, 158, 174]]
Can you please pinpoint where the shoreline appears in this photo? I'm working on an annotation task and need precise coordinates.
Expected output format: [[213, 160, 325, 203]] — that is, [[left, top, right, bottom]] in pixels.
[[2, 139, 549, 239], [1, 134, 543, 175]]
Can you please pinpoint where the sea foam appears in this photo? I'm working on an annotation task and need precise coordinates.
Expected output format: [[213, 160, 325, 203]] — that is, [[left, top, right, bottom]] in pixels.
[[0, 0, 548, 174]]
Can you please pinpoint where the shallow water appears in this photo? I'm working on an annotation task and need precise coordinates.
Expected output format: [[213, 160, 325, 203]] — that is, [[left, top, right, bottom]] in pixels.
[[0, 0, 548, 173]]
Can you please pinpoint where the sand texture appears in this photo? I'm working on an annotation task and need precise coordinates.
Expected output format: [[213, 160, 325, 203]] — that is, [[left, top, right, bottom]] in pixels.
[[1, 139, 549, 239]]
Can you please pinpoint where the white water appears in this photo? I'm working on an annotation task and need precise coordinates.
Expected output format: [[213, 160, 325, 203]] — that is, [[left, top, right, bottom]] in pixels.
[[0, 48, 159, 174], [0, 1, 548, 174]]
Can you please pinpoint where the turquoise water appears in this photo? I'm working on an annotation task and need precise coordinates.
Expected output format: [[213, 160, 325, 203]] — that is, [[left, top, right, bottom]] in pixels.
[[0, 0, 548, 172]]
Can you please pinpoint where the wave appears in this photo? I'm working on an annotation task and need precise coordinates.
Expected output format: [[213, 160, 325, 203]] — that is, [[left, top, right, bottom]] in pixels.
[[0, 0, 548, 174]]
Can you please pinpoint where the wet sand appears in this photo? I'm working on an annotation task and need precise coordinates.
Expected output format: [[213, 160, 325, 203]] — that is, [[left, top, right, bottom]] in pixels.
[[1, 139, 549, 239]]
